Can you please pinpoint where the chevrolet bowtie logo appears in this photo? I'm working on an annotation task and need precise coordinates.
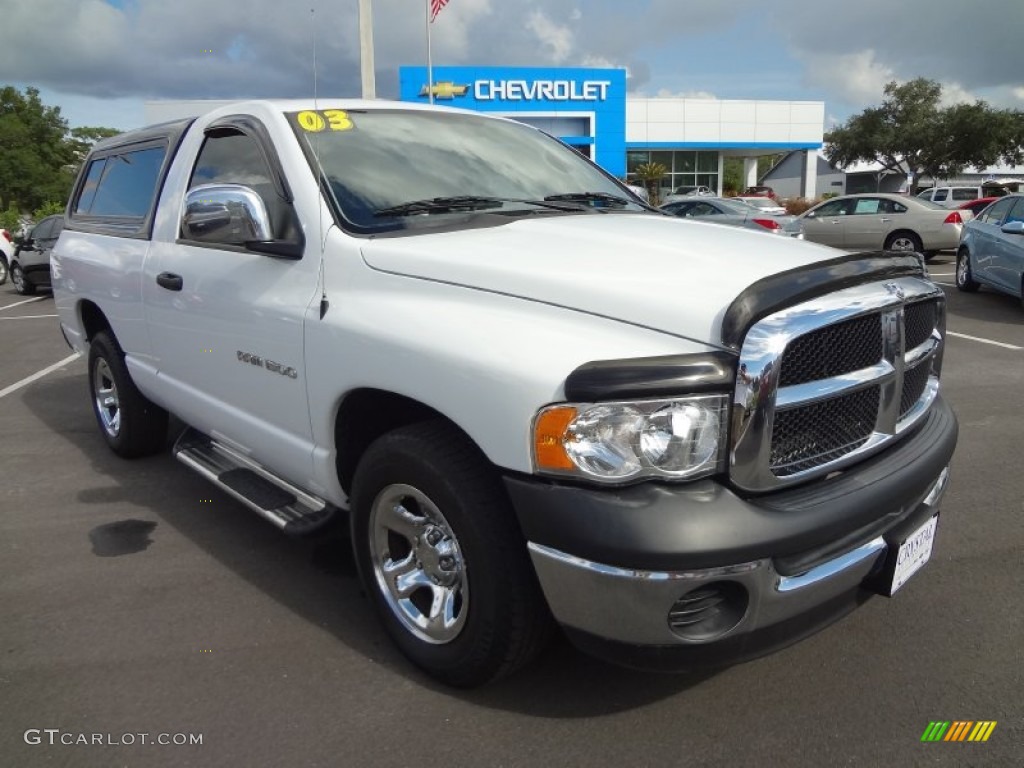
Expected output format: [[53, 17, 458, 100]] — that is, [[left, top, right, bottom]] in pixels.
[[419, 82, 469, 99]]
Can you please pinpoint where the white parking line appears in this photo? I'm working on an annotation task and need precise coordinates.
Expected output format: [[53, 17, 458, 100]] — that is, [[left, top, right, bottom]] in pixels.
[[928, 272, 954, 277], [0, 353, 81, 400], [0, 296, 46, 312], [947, 331, 1023, 351], [0, 314, 58, 321]]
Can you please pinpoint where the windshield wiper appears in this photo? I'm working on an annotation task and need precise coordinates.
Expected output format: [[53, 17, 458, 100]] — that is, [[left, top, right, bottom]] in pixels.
[[375, 195, 587, 218], [375, 196, 506, 217], [543, 192, 634, 207]]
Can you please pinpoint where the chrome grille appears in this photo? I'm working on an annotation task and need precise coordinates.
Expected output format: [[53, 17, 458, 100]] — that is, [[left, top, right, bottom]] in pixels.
[[905, 301, 937, 350], [778, 314, 882, 387], [731, 277, 945, 492], [771, 386, 880, 476], [900, 361, 931, 418]]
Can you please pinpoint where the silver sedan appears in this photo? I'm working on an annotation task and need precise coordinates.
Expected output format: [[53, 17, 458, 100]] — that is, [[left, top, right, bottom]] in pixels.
[[788, 193, 965, 259], [660, 197, 800, 236]]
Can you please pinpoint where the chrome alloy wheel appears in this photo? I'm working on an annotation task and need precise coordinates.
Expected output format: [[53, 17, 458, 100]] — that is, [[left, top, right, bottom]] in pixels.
[[92, 358, 121, 437], [957, 253, 969, 285], [369, 483, 468, 644]]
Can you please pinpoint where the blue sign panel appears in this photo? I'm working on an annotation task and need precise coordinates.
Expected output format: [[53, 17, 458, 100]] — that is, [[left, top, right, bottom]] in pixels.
[[399, 66, 627, 177]]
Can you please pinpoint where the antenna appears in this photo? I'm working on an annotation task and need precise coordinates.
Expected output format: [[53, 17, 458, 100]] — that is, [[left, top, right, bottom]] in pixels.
[[311, 6, 329, 319]]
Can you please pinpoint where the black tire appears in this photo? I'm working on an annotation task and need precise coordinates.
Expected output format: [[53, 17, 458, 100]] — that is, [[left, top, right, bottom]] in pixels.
[[10, 262, 35, 295], [0, 255, 8, 285], [350, 420, 551, 687], [884, 231, 923, 254], [87, 331, 168, 458], [955, 247, 979, 292]]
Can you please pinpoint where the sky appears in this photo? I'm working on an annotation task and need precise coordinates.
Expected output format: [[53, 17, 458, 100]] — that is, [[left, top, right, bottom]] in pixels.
[[3, 0, 1023, 131]]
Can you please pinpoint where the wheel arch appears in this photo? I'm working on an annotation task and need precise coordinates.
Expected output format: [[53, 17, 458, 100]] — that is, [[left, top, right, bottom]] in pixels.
[[334, 388, 491, 497], [78, 300, 114, 343]]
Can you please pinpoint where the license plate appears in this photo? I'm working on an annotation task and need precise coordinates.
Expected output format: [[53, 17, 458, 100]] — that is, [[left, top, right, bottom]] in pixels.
[[890, 515, 938, 594]]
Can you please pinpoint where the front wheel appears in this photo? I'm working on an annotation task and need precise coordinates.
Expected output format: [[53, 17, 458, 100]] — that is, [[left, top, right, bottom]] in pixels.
[[10, 263, 35, 295], [350, 420, 551, 687], [87, 331, 168, 457], [956, 248, 979, 292], [884, 231, 923, 254], [0, 255, 8, 285]]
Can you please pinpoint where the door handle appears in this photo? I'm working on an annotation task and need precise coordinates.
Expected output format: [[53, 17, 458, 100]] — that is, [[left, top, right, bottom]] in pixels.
[[880, 217, 892, 222], [156, 272, 183, 291]]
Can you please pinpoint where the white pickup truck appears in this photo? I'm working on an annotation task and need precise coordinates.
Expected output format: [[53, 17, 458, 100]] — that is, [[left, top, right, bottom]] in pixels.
[[53, 100, 957, 687]]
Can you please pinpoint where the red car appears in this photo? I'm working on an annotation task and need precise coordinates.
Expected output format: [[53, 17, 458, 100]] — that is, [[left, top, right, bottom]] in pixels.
[[956, 197, 1000, 217], [744, 185, 776, 199]]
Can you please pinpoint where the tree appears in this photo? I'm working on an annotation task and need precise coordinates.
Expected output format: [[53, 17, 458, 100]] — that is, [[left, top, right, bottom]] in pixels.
[[633, 161, 668, 205], [0, 86, 120, 214], [824, 78, 1024, 194]]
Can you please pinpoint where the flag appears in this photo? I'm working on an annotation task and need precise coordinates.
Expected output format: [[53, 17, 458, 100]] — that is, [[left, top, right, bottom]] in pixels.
[[430, 0, 449, 22]]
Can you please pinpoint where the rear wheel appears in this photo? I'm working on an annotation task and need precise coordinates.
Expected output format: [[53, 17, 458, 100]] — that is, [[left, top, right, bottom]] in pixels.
[[88, 331, 168, 457], [350, 420, 551, 687], [884, 231, 923, 254], [955, 248, 979, 292], [11, 263, 35, 295], [0, 255, 8, 285]]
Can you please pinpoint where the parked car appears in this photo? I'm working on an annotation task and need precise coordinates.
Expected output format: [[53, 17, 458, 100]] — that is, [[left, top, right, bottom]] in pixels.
[[9, 214, 63, 295], [916, 186, 984, 209], [788, 193, 965, 259], [956, 197, 1000, 218], [744, 185, 776, 198], [956, 193, 1024, 305], [662, 184, 714, 203], [736, 196, 787, 216], [661, 197, 800, 236], [0, 228, 13, 285]]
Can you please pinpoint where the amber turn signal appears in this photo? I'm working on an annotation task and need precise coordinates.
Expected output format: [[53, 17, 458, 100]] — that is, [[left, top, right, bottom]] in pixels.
[[533, 406, 577, 471]]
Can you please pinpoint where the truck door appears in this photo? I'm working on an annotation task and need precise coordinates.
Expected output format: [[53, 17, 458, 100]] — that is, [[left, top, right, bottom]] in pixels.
[[143, 120, 320, 483]]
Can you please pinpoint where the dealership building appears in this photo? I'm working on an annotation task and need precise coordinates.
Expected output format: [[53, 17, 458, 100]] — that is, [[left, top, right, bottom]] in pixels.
[[399, 66, 826, 198]]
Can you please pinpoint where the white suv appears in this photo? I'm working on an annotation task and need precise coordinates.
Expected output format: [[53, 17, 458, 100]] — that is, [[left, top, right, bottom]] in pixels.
[[916, 186, 983, 208]]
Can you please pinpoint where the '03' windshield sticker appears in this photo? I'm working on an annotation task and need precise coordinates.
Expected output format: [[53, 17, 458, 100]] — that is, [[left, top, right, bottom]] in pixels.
[[295, 109, 354, 132]]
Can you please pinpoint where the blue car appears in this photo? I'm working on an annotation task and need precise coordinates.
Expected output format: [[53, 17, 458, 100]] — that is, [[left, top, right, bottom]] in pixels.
[[956, 194, 1024, 305]]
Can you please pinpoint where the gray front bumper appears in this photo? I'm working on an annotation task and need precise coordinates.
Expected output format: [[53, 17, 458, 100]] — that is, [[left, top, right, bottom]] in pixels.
[[528, 466, 949, 648]]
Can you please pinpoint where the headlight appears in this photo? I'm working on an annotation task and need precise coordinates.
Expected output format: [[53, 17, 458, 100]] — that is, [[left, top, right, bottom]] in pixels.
[[533, 395, 728, 484]]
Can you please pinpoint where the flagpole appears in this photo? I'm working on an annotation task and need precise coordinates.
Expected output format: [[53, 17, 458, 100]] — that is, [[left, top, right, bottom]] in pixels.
[[425, 0, 434, 104], [358, 0, 376, 99]]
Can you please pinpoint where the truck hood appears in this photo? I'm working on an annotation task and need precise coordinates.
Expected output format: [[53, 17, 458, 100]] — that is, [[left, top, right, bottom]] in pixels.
[[361, 213, 840, 348]]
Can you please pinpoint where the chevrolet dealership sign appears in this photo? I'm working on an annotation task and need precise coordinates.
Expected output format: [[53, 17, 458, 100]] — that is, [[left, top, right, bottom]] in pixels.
[[473, 79, 611, 101], [418, 78, 611, 102]]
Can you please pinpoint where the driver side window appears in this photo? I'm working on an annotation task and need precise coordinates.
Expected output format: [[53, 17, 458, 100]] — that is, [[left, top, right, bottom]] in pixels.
[[187, 129, 286, 240]]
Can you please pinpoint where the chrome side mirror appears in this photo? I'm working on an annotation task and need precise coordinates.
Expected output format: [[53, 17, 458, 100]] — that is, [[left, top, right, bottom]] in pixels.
[[182, 184, 272, 245]]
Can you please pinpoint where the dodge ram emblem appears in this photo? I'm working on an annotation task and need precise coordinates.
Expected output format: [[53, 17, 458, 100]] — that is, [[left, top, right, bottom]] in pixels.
[[885, 282, 905, 300]]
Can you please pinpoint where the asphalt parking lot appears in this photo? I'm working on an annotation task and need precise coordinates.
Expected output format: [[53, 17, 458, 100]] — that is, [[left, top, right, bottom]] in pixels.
[[2, 254, 1021, 767]]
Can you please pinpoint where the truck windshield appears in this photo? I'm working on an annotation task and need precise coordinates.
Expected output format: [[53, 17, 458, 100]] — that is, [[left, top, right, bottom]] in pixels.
[[286, 108, 644, 232]]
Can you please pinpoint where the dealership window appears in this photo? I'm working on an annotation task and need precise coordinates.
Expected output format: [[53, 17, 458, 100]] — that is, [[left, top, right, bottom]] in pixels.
[[627, 150, 719, 196]]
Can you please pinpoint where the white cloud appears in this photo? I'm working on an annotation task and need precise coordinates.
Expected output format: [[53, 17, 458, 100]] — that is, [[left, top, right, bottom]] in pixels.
[[524, 9, 574, 64], [799, 50, 896, 106], [1013, 87, 1024, 101], [938, 81, 977, 106]]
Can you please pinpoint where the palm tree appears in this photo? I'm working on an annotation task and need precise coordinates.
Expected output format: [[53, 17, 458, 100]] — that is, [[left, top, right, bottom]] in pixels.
[[633, 162, 668, 205]]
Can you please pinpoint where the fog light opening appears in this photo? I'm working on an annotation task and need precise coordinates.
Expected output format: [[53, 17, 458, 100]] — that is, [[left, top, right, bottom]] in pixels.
[[667, 581, 748, 642]]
